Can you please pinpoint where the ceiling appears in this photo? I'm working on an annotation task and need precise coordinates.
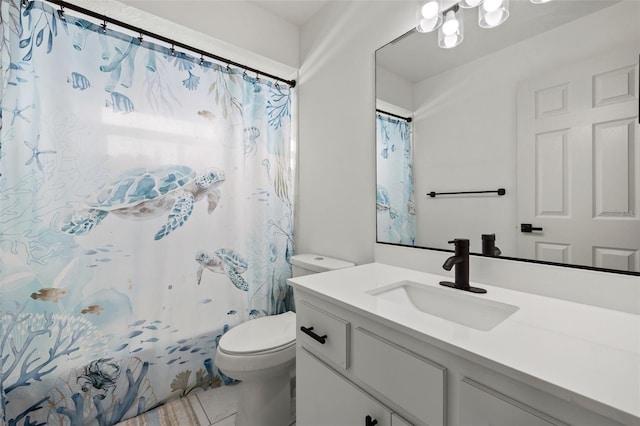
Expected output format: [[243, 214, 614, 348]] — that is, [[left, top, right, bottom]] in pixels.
[[376, 0, 621, 83], [248, 1, 329, 26]]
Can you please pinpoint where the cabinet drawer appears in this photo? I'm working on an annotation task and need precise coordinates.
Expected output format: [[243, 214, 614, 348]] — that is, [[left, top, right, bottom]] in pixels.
[[296, 300, 350, 369], [460, 378, 568, 426], [297, 347, 392, 426], [352, 328, 446, 426]]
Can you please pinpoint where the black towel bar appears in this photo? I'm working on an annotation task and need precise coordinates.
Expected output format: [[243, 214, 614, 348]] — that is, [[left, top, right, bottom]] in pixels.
[[427, 188, 506, 198]]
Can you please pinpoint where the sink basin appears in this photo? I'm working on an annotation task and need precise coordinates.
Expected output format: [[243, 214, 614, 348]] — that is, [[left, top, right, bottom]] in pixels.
[[368, 280, 519, 331]]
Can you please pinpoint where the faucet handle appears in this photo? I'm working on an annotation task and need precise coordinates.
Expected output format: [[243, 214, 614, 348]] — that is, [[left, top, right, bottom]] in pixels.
[[447, 238, 469, 245]]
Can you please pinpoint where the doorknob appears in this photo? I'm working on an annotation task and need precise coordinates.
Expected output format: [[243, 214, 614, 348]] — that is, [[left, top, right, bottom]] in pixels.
[[520, 223, 543, 233]]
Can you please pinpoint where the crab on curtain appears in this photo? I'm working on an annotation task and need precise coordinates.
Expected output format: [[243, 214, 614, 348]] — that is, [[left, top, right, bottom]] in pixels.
[[0, 1, 294, 424]]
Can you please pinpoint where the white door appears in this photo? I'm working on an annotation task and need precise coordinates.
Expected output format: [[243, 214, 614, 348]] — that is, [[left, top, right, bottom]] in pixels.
[[517, 47, 640, 271]]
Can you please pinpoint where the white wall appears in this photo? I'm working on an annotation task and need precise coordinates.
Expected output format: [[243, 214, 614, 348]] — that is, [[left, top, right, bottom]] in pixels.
[[299, 2, 640, 314], [297, 2, 415, 266], [412, 1, 639, 255], [376, 66, 413, 112]]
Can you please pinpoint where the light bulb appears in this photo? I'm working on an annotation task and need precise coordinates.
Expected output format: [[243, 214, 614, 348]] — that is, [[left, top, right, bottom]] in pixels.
[[444, 34, 459, 48], [479, 0, 508, 28], [421, 1, 439, 19], [483, 0, 503, 12], [418, 16, 440, 32], [442, 10, 459, 35], [483, 9, 504, 27]]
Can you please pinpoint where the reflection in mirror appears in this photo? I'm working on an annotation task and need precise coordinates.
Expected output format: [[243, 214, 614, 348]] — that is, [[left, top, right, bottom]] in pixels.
[[376, 0, 640, 274], [376, 108, 416, 245]]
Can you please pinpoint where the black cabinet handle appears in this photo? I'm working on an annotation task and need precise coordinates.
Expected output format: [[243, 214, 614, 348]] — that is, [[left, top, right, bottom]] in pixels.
[[366, 415, 378, 426], [520, 223, 543, 233], [300, 326, 327, 344]]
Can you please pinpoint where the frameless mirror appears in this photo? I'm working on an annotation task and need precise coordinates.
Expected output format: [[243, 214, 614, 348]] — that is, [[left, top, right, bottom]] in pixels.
[[375, 0, 640, 274]]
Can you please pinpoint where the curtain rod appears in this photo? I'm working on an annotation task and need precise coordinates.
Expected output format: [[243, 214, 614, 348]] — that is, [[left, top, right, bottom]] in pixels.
[[376, 109, 412, 122], [40, 0, 297, 88]]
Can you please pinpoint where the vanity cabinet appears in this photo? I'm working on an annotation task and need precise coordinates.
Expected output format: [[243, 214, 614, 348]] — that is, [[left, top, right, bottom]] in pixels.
[[295, 289, 627, 426]]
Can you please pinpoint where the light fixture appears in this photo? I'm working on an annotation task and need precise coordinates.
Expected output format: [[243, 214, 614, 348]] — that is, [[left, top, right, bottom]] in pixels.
[[479, 0, 509, 28], [417, 0, 549, 49], [416, 0, 442, 33], [438, 5, 463, 48]]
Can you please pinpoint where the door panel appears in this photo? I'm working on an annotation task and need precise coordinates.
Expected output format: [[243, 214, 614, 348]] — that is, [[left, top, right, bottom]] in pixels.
[[517, 48, 640, 271]]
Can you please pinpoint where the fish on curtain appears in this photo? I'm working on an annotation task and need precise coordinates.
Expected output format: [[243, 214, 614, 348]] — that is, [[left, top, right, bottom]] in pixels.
[[376, 112, 416, 245], [0, 1, 294, 424]]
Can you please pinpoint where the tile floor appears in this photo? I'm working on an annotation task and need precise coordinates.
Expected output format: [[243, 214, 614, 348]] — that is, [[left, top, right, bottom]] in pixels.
[[188, 382, 296, 426]]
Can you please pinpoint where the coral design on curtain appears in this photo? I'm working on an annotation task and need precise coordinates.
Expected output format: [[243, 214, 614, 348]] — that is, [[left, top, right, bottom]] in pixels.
[[0, 1, 294, 424], [376, 112, 415, 245]]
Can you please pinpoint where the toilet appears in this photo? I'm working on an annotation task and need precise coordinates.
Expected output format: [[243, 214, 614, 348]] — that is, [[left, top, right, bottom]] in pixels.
[[215, 254, 355, 426]]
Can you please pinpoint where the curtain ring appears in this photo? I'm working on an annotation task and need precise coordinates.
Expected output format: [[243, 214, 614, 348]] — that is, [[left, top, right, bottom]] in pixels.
[[58, 5, 65, 19], [255, 72, 260, 82], [170, 44, 176, 56], [226, 64, 232, 73], [21, 0, 28, 8], [101, 19, 107, 33], [200, 54, 205, 65], [138, 32, 143, 44]]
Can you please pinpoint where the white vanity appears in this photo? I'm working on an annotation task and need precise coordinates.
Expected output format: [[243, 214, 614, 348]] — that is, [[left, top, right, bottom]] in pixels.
[[289, 263, 640, 426]]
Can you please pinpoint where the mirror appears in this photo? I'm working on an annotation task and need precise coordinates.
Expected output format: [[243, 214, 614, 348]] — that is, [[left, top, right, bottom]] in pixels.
[[376, 0, 640, 274]]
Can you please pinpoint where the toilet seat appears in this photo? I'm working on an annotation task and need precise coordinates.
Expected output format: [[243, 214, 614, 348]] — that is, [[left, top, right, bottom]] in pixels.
[[218, 311, 296, 355]]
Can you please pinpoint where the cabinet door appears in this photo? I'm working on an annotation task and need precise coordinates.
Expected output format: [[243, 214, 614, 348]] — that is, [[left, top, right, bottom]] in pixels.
[[297, 347, 392, 426], [352, 327, 446, 425], [460, 378, 568, 426]]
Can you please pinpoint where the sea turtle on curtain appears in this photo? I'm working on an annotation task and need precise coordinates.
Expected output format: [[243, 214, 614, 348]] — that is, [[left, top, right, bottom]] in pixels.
[[61, 165, 225, 240], [195, 248, 249, 291]]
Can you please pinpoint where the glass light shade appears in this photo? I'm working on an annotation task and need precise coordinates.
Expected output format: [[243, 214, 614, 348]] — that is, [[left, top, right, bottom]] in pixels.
[[421, 0, 440, 18], [479, 0, 509, 28], [416, 0, 442, 33], [438, 8, 463, 48], [442, 10, 459, 35], [459, 0, 483, 8], [530, 0, 552, 3]]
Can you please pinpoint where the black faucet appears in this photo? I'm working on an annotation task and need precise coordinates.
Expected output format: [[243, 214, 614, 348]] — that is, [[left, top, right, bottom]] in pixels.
[[481, 233, 502, 257], [439, 239, 487, 294]]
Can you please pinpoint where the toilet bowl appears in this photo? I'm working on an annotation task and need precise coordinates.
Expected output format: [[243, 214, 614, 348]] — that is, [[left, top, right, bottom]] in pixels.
[[216, 311, 296, 426], [215, 254, 355, 426]]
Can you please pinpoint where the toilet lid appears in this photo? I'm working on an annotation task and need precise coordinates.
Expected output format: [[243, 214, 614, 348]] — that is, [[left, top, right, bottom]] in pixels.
[[218, 311, 296, 354]]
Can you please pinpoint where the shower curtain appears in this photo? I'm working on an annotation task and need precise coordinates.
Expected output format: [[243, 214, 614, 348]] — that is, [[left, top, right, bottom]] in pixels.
[[376, 112, 416, 245], [0, 1, 294, 424]]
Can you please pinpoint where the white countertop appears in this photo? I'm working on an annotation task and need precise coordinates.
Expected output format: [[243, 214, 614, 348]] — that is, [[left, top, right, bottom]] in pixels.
[[289, 263, 640, 425]]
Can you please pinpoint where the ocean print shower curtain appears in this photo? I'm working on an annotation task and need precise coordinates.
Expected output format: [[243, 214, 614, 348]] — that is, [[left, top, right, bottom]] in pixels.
[[0, 1, 294, 424], [376, 112, 415, 245]]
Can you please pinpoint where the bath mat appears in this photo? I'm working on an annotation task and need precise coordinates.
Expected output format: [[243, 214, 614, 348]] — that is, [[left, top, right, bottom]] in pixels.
[[116, 396, 202, 426]]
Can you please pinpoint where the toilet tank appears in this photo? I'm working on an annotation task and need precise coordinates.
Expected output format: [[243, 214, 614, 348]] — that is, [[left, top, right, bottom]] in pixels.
[[290, 254, 355, 277]]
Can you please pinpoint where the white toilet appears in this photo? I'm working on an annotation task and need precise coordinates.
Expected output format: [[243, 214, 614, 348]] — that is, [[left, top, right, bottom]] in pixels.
[[215, 254, 354, 426]]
